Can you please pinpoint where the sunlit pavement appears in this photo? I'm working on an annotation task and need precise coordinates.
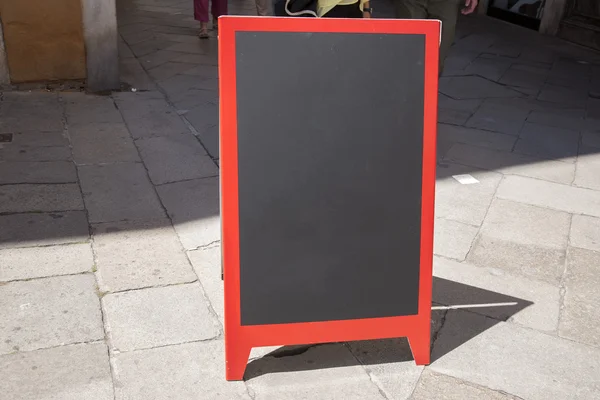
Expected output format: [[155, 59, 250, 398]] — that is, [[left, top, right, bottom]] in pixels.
[[1, 1, 600, 399]]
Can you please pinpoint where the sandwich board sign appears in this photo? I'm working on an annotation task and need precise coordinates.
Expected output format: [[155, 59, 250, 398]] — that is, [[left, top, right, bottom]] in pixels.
[[218, 16, 440, 380]]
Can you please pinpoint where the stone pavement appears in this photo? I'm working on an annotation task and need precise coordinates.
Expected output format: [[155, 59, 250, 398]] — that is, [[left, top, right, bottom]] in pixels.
[[2, 0, 600, 399]]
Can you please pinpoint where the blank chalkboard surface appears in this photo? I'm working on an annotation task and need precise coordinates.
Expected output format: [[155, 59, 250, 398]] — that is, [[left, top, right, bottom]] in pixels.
[[235, 31, 426, 326]]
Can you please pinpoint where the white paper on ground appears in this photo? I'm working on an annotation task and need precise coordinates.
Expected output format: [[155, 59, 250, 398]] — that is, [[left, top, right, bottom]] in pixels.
[[452, 174, 480, 185]]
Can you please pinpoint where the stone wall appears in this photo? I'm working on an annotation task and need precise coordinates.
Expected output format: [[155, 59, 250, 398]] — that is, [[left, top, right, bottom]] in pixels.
[[0, 0, 86, 83]]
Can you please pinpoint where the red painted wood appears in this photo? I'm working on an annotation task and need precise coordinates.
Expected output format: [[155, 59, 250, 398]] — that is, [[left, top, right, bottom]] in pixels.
[[219, 16, 440, 381]]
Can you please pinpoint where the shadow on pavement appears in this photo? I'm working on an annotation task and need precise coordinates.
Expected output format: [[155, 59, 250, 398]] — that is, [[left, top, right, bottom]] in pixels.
[[244, 277, 532, 379]]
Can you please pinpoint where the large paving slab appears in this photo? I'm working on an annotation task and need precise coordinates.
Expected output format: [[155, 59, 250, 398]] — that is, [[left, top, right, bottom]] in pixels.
[[485, 96, 573, 114], [582, 130, 600, 148], [63, 94, 124, 124], [0, 161, 77, 184], [1, 130, 69, 147], [412, 369, 520, 400], [163, 42, 209, 55], [137, 49, 185, 69], [452, 32, 495, 52], [465, 101, 529, 135], [347, 338, 424, 400], [0, 184, 83, 214], [439, 76, 524, 99], [433, 218, 478, 261], [147, 62, 198, 81], [0, 143, 71, 162], [102, 282, 220, 352], [442, 50, 480, 74], [136, 134, 217, 185], [435, 164, 502, 226], [574, 152, 600, 191], [130, 39, 180, 57], [0, 274, 104, 354], [431, 311, 600, 400], [115, 96, 189, 139], [499, 67, 547, 91], [496, 175, 600, 218], [172, 52, 218, 66], [564, 247, 600, 306], [168, 87, 219, 111], [0, 211, 89, 249], [526, 108, 587, 131], [182, 64, 218, 78], [0, 99, 64, 132], [537, 83, 588, 108], [112, 340, 250, 400], [445, 143, 576, 184], [588, 98, 600, 119], [193, 124, 219, 158], [437, 124, 516, 151], [69, 122, 140, 165], [93, 219, 197, 292], [120, 57, 158, 91], [1, 91, 60, 103], [514, 122, 580, 161], [156, 177, 220, 249], [437, 108, 472, 125], [78, 163, 165, 223], [468, 198, 570, 284], [0, 243, 94, 282], [559, 293, 600, 348], [245, 344, 385, 400], [463, 56, 512, 81], [433, 257, 560, 332], [570, 214, 600, 252], [0, 342, 113, 400], [184, 101, 219, 157], [158, 74, 215, 100], [112, 91, 165, 102], [187, 245, 224, 325]]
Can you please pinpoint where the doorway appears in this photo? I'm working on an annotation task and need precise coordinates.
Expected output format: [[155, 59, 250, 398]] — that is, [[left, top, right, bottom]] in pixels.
[[558, 0, 600, 50]]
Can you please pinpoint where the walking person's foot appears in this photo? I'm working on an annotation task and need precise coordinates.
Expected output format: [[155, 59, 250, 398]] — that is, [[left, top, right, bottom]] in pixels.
[[199, 22, 209, 39]]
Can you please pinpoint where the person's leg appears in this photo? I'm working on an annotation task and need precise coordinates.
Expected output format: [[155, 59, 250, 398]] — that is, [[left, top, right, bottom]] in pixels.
[[393, 0, 428, 19], [211, 0, 228, 28], [194, 0, 210, 37], [255, 0, 270, 16], [273, 0, 286, 16], [427, 0, 461, 74], [194, 0, 210, 22]]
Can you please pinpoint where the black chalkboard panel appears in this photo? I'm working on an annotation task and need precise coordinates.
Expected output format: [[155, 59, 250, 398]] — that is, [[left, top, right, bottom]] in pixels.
[[235, 31, 425, 326]]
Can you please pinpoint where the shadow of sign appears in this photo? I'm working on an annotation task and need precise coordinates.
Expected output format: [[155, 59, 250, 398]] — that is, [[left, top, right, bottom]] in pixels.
[[244, 277, 532, 379]]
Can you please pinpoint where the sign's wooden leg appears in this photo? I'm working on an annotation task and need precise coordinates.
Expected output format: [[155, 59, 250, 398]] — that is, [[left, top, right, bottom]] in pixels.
[[225, 340, 251, 381], [408, 330, 431, 366]]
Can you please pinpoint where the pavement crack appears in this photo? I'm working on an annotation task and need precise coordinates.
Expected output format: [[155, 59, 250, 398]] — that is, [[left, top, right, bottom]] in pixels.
[[343, 342, 391, 400], [101, 279, 200, 296], [244, 383, 257, 399], [1, 270, 93, 284], [109, 336, 222, 355], [189, 240, 220, 251], [408, 368, 426, 399], [430, 309, 449, 354], [557, 214, 574, 333]]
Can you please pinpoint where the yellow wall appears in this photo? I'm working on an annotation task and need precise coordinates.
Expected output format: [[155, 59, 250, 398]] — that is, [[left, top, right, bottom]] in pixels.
[[0, 0, 86, 83]]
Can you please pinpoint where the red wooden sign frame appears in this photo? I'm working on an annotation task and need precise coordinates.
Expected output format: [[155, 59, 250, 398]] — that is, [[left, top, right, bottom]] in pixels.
[[219, 16, 440, 381]]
